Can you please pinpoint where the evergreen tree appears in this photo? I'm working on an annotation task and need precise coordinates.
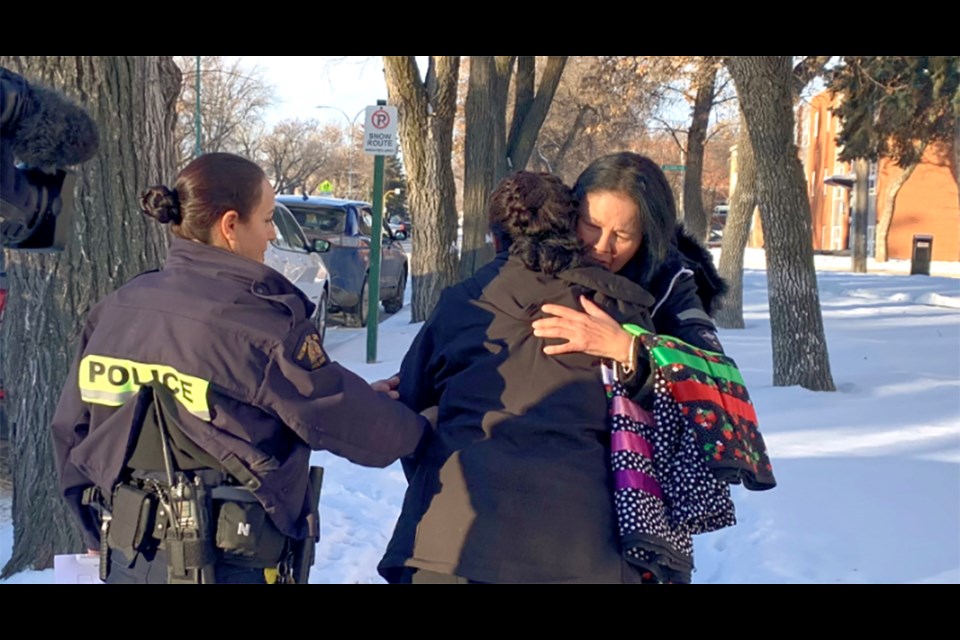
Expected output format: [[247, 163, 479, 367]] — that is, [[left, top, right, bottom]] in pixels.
[[384, 156, 409, 221], [830, 56, 959, 261]]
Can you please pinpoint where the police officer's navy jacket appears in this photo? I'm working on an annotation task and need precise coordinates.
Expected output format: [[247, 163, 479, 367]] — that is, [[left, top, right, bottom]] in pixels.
[[52, 236, 428, 549]]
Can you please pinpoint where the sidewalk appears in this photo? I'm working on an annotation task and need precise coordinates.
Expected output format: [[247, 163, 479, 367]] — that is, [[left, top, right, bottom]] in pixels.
[[812, 254, 960, 279], [726, 247, 960, 279], [711, 248, 960, 310]]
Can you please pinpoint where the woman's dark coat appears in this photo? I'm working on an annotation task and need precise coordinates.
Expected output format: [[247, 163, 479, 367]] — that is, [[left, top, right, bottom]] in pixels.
[[378, 253, 657, 583]]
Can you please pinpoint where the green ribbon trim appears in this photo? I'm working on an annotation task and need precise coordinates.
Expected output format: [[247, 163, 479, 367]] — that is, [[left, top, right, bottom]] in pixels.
[[622, 323, 649, 338], [621, 324, 743, 385], [651, 347, 745, 385]]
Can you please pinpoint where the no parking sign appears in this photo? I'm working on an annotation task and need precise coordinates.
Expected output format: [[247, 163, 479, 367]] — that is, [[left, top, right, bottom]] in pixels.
[[363, 105, 398, 156]]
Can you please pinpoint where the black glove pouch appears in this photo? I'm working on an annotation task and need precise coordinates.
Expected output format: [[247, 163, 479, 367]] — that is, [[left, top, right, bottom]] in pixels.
[[215, 500, 288, 568], [107, 484, 159, 566]]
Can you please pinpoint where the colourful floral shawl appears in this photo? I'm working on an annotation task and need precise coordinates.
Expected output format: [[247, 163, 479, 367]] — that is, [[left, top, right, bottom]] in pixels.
[[606, 328, 776, 583]]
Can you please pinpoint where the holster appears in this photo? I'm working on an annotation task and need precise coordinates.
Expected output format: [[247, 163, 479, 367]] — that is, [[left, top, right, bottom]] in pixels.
[[287, 465, 324, 584], [86, 382, 322, 585]]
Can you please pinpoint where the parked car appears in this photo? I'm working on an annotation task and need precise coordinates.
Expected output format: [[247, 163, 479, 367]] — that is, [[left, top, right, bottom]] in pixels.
[[387, 215, 411, 240], [264, 202, 332, 340], [708, 226, 724, 248], [276, 195, 408, 327], [708, 204, 729, 248]]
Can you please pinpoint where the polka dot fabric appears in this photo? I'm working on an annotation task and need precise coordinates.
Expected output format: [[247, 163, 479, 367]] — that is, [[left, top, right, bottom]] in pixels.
[[605, 365, 736, 584]]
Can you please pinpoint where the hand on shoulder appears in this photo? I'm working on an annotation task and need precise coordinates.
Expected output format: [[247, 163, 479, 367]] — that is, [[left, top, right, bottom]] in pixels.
[[532, 295, 635, 365]]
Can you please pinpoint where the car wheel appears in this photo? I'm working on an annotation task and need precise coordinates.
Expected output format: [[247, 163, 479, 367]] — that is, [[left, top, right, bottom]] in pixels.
[[382, 267, 406, 314], [345, 277, 369, 328], [312, 289, 328, 342]]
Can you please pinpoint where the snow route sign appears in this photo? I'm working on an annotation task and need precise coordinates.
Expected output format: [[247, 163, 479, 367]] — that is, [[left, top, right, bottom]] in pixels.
[[363, 105, 398, 156]]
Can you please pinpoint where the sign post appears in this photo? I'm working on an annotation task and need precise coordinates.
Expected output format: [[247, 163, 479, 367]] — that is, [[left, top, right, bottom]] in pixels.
[[363, 101, 398, 363]]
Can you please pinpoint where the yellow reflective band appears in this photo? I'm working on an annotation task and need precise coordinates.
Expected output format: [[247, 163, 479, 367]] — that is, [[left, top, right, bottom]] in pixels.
[[263, 567, 280, 584], [78, 355, 211, 421]]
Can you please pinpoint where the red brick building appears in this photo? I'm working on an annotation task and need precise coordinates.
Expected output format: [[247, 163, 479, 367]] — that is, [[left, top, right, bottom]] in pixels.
[[739, 89, 958, 261]]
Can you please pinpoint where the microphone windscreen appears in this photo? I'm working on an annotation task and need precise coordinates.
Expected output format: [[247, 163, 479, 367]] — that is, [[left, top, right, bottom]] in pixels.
[[10, 82, 99, 169]]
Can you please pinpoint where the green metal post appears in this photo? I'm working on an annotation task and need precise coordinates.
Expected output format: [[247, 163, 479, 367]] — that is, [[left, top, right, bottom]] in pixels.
[[194, 56, 202, 157], [366, 101, 387, 363]]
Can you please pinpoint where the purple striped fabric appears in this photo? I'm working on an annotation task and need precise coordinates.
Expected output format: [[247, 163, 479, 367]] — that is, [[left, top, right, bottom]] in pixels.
[[612, 396, 654, 425], [614, 469, 663, 499], [611, 431, 654, 458]]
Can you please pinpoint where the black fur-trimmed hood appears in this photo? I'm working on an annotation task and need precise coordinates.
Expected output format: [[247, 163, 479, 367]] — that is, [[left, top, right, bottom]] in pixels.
[[671, 223, 728, 316]]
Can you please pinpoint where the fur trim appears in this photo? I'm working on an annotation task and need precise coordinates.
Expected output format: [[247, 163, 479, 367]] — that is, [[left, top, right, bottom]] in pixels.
[[674, 223, 728, 316]]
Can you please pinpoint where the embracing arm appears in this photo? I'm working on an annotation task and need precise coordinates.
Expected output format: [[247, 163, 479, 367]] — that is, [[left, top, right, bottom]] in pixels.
[[532, 295, 636, 364], [532, 294, 655, 390], [255, 323, 428, 468]]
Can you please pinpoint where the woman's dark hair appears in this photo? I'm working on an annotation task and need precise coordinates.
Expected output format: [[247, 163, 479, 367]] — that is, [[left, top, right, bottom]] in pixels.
[[488, 171, 584, 275], [573, 152, 677, 287], [139, 152, 267, 242]]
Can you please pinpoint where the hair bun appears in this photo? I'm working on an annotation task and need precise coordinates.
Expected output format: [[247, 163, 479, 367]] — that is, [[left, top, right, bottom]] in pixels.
[[517, 174, 549, 211], [139, 185, 181, 224]]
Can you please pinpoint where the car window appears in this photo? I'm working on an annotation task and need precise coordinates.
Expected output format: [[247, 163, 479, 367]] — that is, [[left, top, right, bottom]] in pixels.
[[270, 208, 293, 250], [274, 205, 307, 251], [358, 208, 373, 236], [287, 205, 346, 234], [287, 217, 310, 249], [271, 219, 290, 249], [358, 206, 391, 240]]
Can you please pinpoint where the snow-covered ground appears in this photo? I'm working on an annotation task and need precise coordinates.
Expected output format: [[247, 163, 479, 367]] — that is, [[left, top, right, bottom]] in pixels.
[[2, 248, 958, 584]]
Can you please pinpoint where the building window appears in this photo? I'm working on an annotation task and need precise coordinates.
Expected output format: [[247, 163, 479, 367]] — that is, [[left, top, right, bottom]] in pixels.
[[832, 186, 846, 226], [829, 184, 846, 251]]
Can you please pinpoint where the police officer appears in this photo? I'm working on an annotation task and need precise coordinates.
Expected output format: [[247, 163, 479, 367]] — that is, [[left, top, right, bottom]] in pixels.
[[51, 152, 429, 584]]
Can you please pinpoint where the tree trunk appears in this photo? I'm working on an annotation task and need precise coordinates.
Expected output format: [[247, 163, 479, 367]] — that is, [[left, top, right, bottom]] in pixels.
[[0, 56, 180, 576], [460, 56, 565, 280], [953, 115, 959, 215], [715, 56, 830, 332], [383, 57, 461, 323], [552, 105, 593, 177], [715, 56, 830, 331], [875, 158, 920, 262], [505, 56, 567, 172], [726, 56, 835, 391], [682, 60, 718, 243], [460, 56, 512, 280], [715, 112, 756, 330], [506, 56, 535, 170], [851, 158, 870, 272]]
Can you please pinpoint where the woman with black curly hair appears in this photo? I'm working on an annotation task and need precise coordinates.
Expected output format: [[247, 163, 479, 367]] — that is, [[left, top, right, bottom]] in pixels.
[[377, 171, 658, 584]]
